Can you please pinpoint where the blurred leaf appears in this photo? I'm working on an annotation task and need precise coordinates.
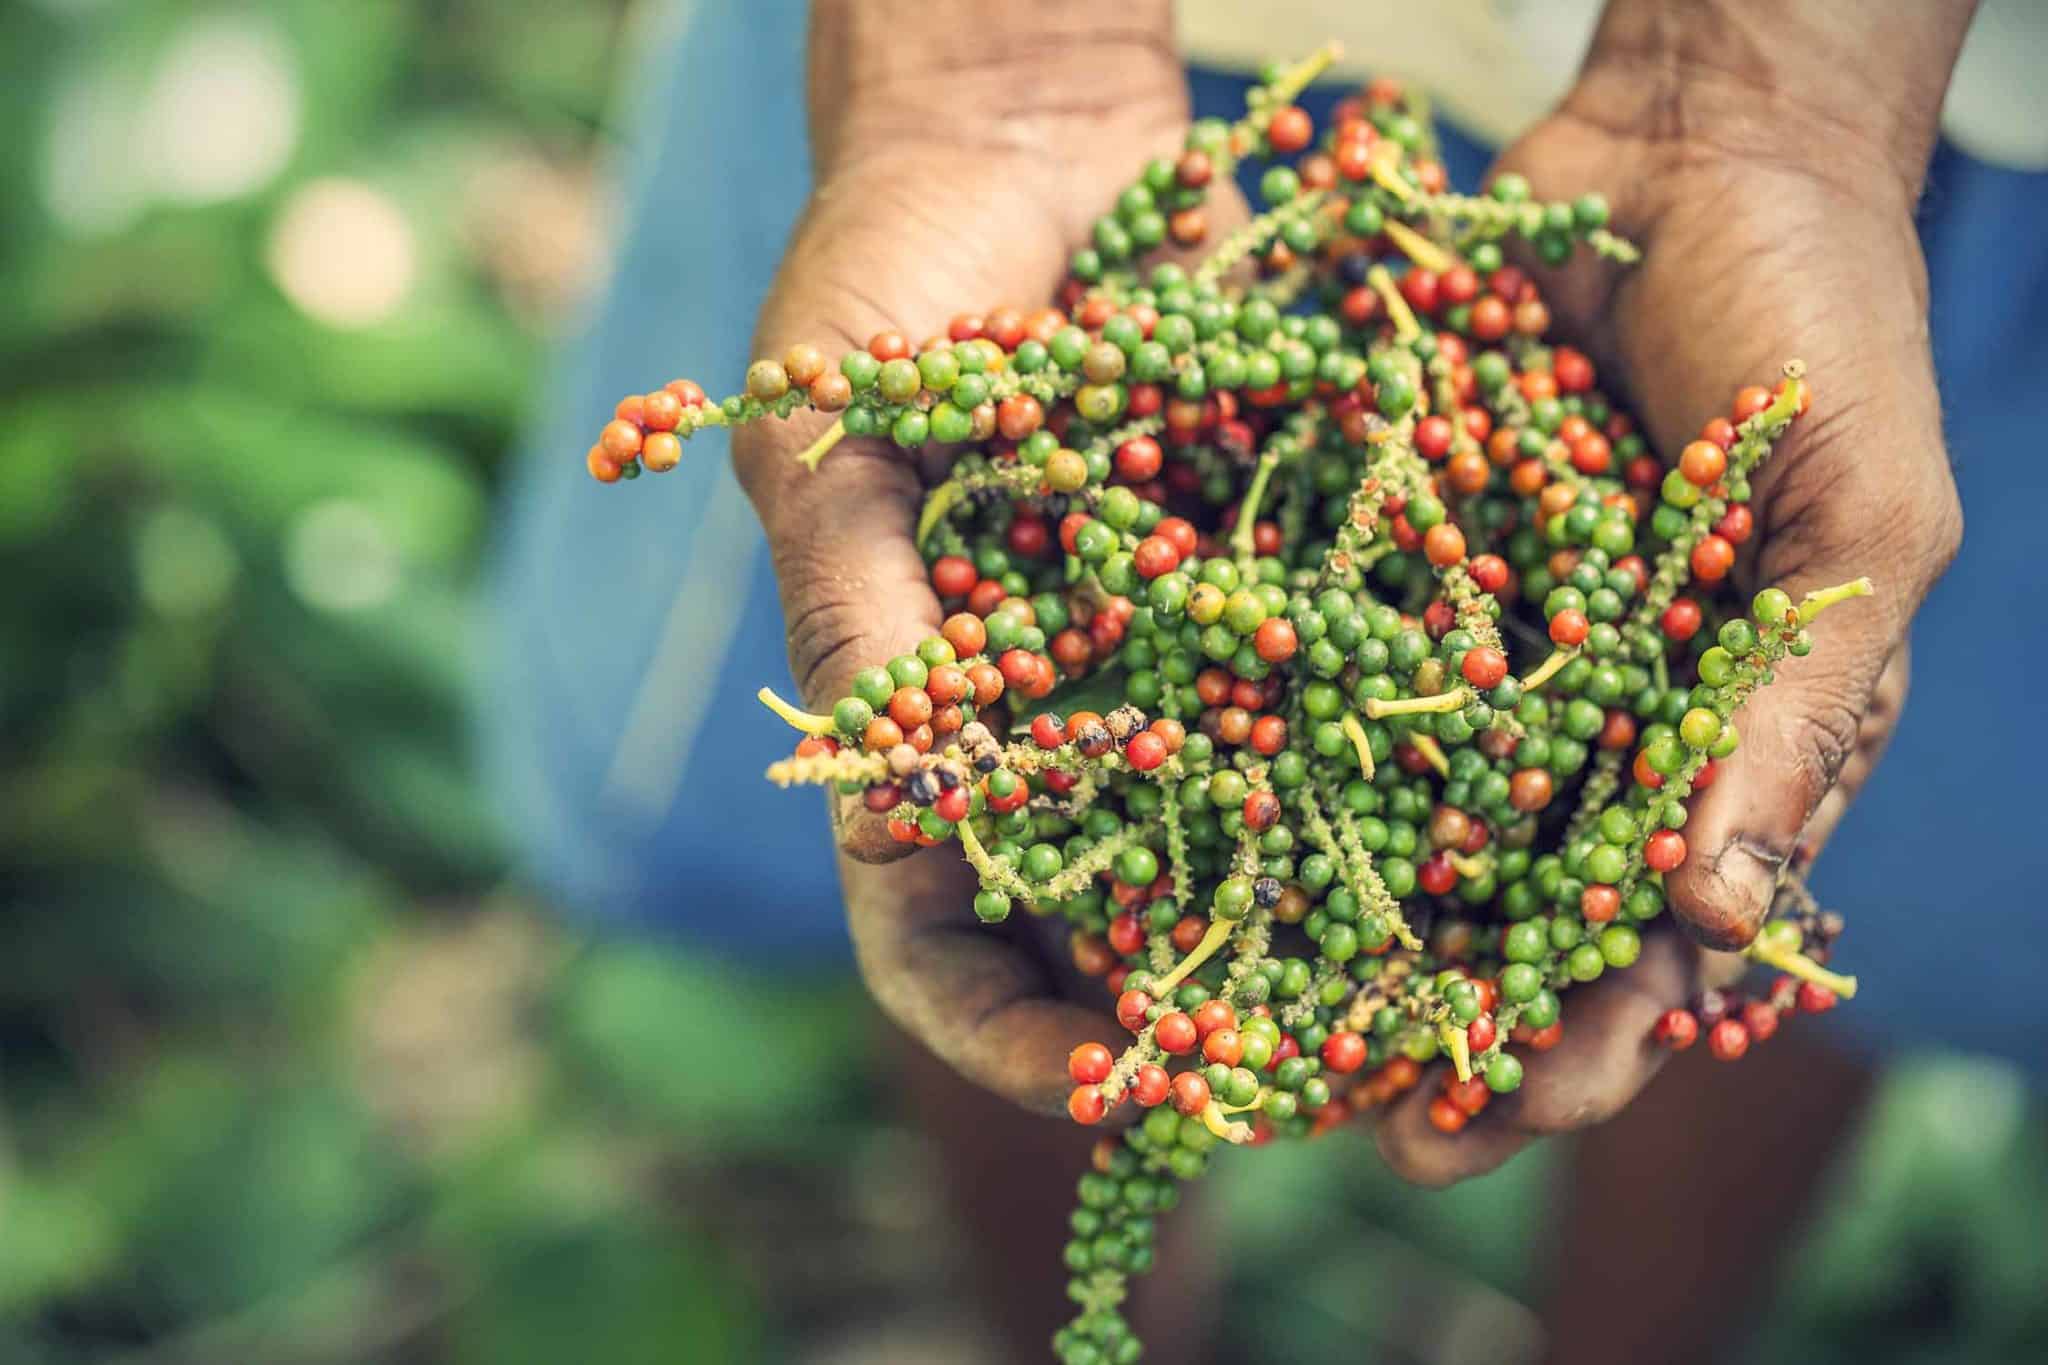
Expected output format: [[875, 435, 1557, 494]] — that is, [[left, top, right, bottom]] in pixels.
[[555, 947, 869, 1150]]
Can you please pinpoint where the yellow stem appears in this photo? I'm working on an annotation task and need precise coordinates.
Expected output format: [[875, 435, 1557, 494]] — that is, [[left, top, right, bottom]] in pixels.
[[1383, 219, 1457, 275], [957, 819, 1029, 901], [1339, 712, 1376, 780], [1369, 144, 1416, 204], [1218, 1087, 1272, 1116], [1746, 938, 1858, 1000], [1410, 734, 1452, 779], [1796, 577, 1874, 625], [1366, 264, 1420, 341], [1440, 1021, 1472, 1083], [1199, 1099, 1255, 1145], [1252, 42, 1344, 121], [794, 418, 847, 471], [1519, 647, 1578, 692], [756, 686, 836, 737], [1364, 688, 1471, 719], [916, 478, 964, 549], [1231, 449, 1282, 564], [1149, 917, 1235, 997], [1447, 853, 1490, 880]]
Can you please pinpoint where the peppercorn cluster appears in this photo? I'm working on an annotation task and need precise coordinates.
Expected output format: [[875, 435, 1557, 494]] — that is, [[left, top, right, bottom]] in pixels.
[[581, 48, 1870, 1365]]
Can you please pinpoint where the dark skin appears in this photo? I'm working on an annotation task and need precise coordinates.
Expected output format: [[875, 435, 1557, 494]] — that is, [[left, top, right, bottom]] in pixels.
[[735, 0, 1968, 1180]]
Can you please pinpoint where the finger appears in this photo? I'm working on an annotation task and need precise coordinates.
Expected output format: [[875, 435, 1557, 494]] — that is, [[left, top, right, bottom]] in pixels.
[[1373, 933, 1734, 1185], [732, 173, 1044, 862], [843, 838, 1108, 1115], [1798, 643, 1908, 864], [746, 427, 941, 864], [1666, 398, 1959, 948]]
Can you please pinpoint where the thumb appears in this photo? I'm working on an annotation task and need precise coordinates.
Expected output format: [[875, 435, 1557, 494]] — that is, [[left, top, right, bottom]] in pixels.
[[736, 382, 944, 865], [1663, 402, 1961, 948]]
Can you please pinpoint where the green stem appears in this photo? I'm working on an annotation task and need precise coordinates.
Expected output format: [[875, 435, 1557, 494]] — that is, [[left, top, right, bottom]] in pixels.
[[1231, 449, 1282, 566]]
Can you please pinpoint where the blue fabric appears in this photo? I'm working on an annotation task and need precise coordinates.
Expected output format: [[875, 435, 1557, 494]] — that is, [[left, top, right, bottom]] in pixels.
[[483, 16, 2048, 1067]]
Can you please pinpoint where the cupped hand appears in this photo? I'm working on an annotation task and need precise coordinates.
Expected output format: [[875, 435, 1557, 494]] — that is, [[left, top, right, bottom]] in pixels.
[[731, 17, 1235, 1113], [1374, 31, 1962, 1183]]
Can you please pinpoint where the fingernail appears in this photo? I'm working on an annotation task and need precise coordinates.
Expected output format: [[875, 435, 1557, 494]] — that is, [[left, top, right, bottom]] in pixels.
[[1689, 838, 1785, 949]]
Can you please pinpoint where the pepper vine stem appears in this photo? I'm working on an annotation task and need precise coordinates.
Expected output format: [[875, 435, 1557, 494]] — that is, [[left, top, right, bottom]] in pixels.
[[756, 686, 835, 735], [1798, 576, 1874, 624], [1746, 937, 1859, 999], [1364, 689, 1471, 718], [1519, 647, 1577, 691], [1148, 917, 1235, 997], [795, 418, 847, 471]]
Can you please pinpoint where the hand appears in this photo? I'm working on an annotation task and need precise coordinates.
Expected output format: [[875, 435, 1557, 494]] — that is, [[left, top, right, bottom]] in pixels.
[[731, 3, 1219, 1112], [1372, 0, 1969, 1184]]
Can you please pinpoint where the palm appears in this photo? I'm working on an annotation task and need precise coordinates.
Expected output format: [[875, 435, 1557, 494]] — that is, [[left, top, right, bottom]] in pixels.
[[735, 72, 1222, 1112], [1371, 111, 1956, 1183]]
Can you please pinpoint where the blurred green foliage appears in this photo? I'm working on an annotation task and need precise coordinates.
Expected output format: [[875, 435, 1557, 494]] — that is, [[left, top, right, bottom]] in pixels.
[[0, 2, 870, 1359], [0, 3, 2040, 1363]]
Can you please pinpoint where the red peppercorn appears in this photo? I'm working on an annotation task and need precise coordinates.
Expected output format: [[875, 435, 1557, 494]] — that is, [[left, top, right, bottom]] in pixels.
[[1796, 982, 1838, 1014], [1653, 1008, 1700, 1050], [1581, 883, 1621, 922], [1643, 829, 1687, 873], [1415, 415, 1454, 460], [1569, 431, 1612, 475], [1741, 999, 1780, 1042], [1125, 731, 1167, 772], [1155, 1011, 1197, 1054], [1116, 435, 1163, 481], [1068, 1042, 1114, 1086], [1690, 534, 1735, 583], [1106, 912, 1144, 957], [1469, 554, 1509, 593], [1660, 598, 1703, 642], [1132, 1064, 1171, 1108], [1007, 515, 1050, 558], [1552, 347, 1594, 393], [1252, 618, 1297, 664], [1193, 999, 1236, 1039], [931, 555, 977, 598], [1461, 645, 1508, 690], [1067, 1085, 1106, 1125], [1549, 608, 1590, 647], [1509, 767, 1554, 812], [933, 786, 969, 823], [1266, 104, 1313, 154], [1116, 989, 1153, 1033], [1203, 1028, 1244, 1067], [1708, 1017, 1750, 1061], [996, 393, 1043, 440], [1731, 385, 1773, 422], [1426, 1096, 1468, 1134], [1714, 503, 1754, 545], [1153, 516, 1198, 559], [1446, 1075, 1491, 1117], [1321, 1031, 1366, 1074], [1170, 1071, 1211, 1116], [1679, 439, 1727, 487], [599, 419, 644, 460]]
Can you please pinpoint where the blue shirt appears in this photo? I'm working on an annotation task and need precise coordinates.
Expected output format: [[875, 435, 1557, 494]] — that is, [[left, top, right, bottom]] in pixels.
[[482, 0, 2048, 1071]]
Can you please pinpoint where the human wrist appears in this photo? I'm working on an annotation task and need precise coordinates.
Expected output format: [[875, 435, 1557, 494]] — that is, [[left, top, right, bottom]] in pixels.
[[807, 0, 1182, 174], [1565, 0, 1978, 207]]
